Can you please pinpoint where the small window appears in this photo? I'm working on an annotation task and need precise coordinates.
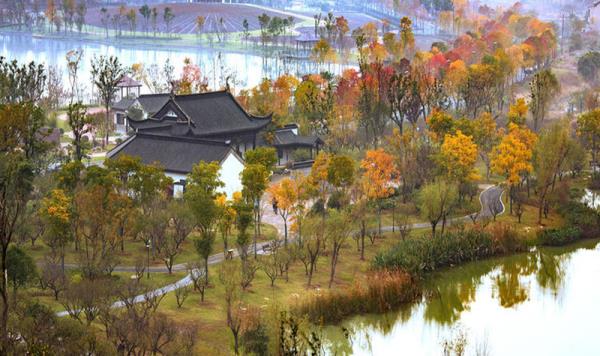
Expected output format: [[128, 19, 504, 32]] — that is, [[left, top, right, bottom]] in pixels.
[[165, 110, 177, 119], [116, 113, 125, 125]]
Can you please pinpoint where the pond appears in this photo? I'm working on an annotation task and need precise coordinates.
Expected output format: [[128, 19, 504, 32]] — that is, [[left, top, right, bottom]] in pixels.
[[324, 239, 600, 355], [0, 32, 352, 98]]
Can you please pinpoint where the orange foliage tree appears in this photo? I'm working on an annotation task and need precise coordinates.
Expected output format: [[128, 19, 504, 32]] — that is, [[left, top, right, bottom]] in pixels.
[[360, 149, 396, 235]]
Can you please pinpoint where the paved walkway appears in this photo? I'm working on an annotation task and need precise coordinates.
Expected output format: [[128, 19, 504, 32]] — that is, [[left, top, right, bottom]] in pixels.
[[57, 185, 504, 316]]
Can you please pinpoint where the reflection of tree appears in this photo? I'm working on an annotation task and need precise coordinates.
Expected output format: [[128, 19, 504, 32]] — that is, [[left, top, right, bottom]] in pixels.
[[492, 254, 536, 308], [536, 251, 567, 295], [423, 264, 488, 325], [494, 271, 528, 307]]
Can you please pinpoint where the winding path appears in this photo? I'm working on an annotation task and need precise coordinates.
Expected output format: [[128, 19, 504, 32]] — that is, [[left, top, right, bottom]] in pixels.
[[56, 184, 504, 317]]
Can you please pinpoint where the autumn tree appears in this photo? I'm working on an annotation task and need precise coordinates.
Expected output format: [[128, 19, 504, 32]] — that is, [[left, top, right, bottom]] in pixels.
[[508, 98, 528, 126], [491, 123, 537, 213], [473, 112, 502, 180], [294, 75, 335, 136], [39, 189, 72, 272], [176, 58, 208, 95], [438, 130, 479, 185], [307, 152, 331, 217], [216, 195, 236, 253], [72, 169, 129, 278], [426, 109, 454, 142], [529, 69, 560, 132], [399, 17, 415, 57], [388, 128, 436, 202], [388, 68, 423, 133], [360, 149, 396, 235], [268, 177, 298, 246]]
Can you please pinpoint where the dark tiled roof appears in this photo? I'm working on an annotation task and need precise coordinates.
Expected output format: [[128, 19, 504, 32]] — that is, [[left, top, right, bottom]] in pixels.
[[168, 91, 270, 136], [273, 129, 322, 147], [137, 94, 170, 115], [107, 133, 235, 174], [112, 97, 136, 111], [112, 94, 170, 115], [127, 91, 270, 138]]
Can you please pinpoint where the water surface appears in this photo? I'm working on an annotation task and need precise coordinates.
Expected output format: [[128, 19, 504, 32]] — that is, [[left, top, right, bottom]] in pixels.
[[325, 240, 600, 356]]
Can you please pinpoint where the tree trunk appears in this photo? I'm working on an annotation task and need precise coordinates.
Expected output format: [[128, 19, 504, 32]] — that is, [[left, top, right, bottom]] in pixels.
[[283, 219, 288, 246], [329, 249, 338, 288], [204, 257, 209, 285], [1, 245, 8, 354], [104, 103, 110, 148], [360, 220, 366, 261]]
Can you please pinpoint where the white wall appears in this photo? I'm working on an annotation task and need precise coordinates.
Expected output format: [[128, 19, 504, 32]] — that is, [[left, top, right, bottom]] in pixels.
[[164, 150, 244, 199], [218, 151, 245, 198]]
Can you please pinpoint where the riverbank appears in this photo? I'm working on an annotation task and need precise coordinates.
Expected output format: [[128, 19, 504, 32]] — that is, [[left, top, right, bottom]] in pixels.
[[294, 194, 597, 327]]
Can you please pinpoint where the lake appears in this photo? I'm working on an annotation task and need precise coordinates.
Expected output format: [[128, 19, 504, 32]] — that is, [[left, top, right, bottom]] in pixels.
[[325, 239, 600, 355], [0, 32, 351, 97]]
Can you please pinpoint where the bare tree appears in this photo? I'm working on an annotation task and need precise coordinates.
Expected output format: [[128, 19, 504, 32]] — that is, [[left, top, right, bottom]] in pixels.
[[175, 285, 191, 308]]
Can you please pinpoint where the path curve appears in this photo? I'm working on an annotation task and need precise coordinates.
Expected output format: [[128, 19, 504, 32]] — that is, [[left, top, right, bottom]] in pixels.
[[56, 185, 504, 316]]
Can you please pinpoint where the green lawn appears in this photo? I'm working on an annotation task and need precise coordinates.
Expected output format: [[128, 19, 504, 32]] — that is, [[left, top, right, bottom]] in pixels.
[[22, 223, 279, 269]]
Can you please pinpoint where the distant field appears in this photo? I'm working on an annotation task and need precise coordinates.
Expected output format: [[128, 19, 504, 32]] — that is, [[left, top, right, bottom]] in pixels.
[[86, 3, 303, 34]]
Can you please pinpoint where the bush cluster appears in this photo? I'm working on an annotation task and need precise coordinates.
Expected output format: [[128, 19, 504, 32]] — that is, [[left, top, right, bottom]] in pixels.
[[372, 228, 525, 276], [294, 270, 421, 324], [538, 227, 582, 246], [558, 201, 600, 238]]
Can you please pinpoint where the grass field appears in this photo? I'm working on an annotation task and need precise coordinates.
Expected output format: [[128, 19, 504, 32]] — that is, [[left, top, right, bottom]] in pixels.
[[22, 223, 279, 269]]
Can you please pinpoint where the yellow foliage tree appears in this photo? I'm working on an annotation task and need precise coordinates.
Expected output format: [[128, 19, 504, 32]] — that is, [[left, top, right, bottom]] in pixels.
[[491, 123, 537, 213], [268, 177, 299, 245], [508, 98, 528, 126], [439, 130, 479, 183]]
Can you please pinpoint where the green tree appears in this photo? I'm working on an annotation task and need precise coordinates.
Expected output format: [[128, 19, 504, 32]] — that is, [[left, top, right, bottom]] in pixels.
[[325, 209, 352, 288], [163, 7, 175, 36], [241, 163, 269, 258], [0, 58, 46, 352], [577, 51, 600, 85], [529, 69, 560, 132], [244, 147, 277, 173], [577, 109, 600, 163], [67, 101, 91, 161], [186, 161, 223, 283], [139, 4, 151, 34], [327, 154, 355, 195], [417, 180, 458, 236], [90, 55, 127, 147], [6, 246, 37, 297], [534, 121, 574, 224]]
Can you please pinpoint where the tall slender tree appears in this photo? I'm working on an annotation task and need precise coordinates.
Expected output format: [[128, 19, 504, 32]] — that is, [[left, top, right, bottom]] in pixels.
[[90, 55, 126, 147]]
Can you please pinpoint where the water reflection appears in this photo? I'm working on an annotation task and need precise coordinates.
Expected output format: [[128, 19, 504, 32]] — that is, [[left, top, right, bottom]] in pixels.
[[0, 32, 354, 95], [325, 239, 600, 356]]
